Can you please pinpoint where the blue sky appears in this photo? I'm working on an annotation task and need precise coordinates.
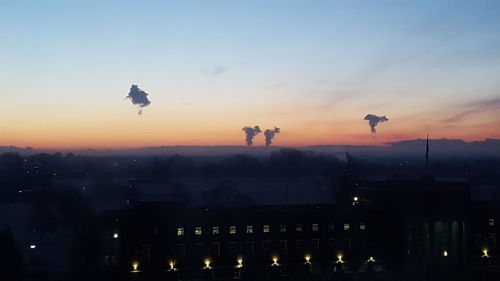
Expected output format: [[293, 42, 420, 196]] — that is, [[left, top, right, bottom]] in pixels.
[[1, 0, 500, 148]]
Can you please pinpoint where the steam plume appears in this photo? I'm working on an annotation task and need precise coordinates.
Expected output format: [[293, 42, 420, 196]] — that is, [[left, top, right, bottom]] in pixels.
[[264, 127, 280, 146], [364, 114, 389, 133], [126, 85, 151, 115], [242, 126, 262, 146]]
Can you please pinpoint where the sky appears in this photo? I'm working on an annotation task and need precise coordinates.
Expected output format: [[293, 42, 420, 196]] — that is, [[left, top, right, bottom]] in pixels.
[[1, 0, 500, 149]]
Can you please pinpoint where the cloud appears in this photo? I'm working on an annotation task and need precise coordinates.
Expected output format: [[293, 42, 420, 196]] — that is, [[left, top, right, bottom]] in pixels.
[[242, 125, 261, 146], [364, 114, 389, 133], [126, 85, 151, 115], [202, 66, 228, 78], [265, 83, 288, 91], [443, 96, 500, 123], [264, 127, 280, 146]]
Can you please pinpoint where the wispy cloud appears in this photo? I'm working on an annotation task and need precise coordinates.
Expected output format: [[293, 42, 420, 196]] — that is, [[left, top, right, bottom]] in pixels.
[[443, 96, 500, 123], [202, 66, 229, 78]]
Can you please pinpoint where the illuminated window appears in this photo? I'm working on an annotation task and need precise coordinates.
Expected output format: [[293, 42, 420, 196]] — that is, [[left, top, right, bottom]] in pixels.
[[280, 225, 287, 233], [230, 226, 237, 235], [360, 223, 366, 230], [195, 227, 202, 235], [263, 225, 270, 233], [246, 225, 254, 234], [343, 224, 350, 231], [312, 224, 319, 232], [212, 226, 220, 235], [489, 219, 495, 226], [177, 227, 185, 236], [296, 224, 303, 232]]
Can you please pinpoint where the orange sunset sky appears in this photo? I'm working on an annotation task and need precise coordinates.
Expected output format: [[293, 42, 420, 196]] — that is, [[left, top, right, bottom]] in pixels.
[[1, 1, 500, 149]]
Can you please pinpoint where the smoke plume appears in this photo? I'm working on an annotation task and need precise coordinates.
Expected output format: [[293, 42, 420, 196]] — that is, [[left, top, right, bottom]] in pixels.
[[126, 85, 151, 115], [364, 114, 389, 133], [242, 126, 262, 146], [264, 127, 280, 146]]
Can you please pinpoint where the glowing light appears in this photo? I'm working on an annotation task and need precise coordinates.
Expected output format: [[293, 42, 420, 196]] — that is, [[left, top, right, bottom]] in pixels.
[[482, 249, 490, 258], [367, 256, 376, 263], [169, 260, 176, 271], [336, 254, 345, 264], [236, 256, 243, 268], [203, 258, 212, 270], [132, 262, 139, 272], [113, 233, 119, 239], [353, 197, 359, 201], [29, 244, 36, 249], [304, 255, 311, 264], [443, 250, 448, 257], [272, 256, 280, 266]]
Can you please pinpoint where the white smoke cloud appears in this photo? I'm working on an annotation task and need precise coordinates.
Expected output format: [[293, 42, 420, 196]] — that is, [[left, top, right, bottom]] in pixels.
[[264, 127, 280, 146], [364, 114, 389, 133], [126, 85, 151, 115], [242, 126, 262, 146]]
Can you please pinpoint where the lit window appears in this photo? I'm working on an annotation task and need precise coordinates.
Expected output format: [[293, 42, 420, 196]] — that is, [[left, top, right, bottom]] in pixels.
[[296, 224, 303, 232], [177, 227, 185, 236], [246, 225, 254, 234], [328, 224, 334, 232], [360, 223, 366, 230], [230, 226, 237, 235], [212, 226, 220, 235], [263, 225, 270, 233], [195, 227, 202, 235], [280, 225, 287, 233], [489, 218, 495, 226], [312, 224, 319, 232], [344, 224, 350, 231]]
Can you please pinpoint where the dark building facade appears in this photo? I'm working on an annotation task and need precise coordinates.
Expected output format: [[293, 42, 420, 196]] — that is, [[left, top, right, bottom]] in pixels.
[[99, 178, 499, 281]]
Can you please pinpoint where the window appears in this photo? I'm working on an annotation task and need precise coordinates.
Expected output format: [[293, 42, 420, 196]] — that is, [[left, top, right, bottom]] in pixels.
[[212, 226, 220, 235], [195, 227, 202, 235], [246, 225, 254, 234], [327, 239, 336, 253], [312, 239, 320, 254], [344, 224, 350, 231], [177, 227, 185, 236], [328, 223, 335, 232], [296, 239, 305, 256], [344, 238, 352, 251], [175, 244, 185, 257], [279, 240, 287, 255], [263, 225, 270, 233], [280, 225, 287, 233], [296, 224, 303, 232], [228, 242, 238, 255], [230, 226, 237, 235], [244, 241, 254, 256], [489, 218, 495, 227], [489, 233, 496, 246], [210, 242, 220, 256], [360, 223, 366, 230], [312, 224, 319, 232], [263, 240, 272, 255]]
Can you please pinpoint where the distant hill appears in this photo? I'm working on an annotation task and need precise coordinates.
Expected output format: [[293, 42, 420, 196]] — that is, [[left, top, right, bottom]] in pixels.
[[1, 138, 499, 157]]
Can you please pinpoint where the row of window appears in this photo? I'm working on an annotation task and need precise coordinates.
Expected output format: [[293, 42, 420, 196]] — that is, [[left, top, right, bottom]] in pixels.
[[171, 238, 352, 257], [177, 223, 367, 236]]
